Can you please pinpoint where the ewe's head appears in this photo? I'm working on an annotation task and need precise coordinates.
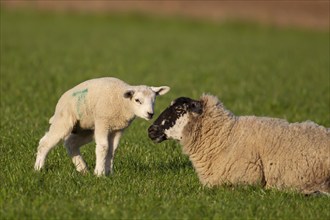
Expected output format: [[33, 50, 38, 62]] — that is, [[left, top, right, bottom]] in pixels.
[[124, 86, 170, 120], [148, 97, 203, 143]]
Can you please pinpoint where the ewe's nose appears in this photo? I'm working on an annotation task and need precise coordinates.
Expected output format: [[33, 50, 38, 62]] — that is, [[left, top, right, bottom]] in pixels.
[[148, 125, 167, 143], [147, 112, 154, 119]]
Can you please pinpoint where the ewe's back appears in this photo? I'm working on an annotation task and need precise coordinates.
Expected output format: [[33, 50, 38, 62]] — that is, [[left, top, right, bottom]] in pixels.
[[236, 116, 330, 191], [247, 118, 329, 156]]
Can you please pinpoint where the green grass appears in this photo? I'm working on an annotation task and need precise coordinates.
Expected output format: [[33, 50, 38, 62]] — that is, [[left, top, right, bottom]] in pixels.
[[1, 9, 329, 220]]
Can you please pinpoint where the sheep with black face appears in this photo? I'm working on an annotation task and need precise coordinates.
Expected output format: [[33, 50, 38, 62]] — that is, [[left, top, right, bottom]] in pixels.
[[148, 94, 330, 195]]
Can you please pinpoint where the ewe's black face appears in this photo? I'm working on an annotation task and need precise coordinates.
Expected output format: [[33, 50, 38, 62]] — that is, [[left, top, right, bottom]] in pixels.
[[148, 97, 203, 143]]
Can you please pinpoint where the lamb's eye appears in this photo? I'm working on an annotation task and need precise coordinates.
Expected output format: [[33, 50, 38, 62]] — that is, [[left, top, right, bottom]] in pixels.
[[135, 99, 142, 104]]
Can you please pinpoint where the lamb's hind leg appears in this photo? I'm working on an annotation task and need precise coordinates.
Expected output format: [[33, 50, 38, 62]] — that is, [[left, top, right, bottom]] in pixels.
[[64, 130, 94, 173], [34, 115, 75, 171]]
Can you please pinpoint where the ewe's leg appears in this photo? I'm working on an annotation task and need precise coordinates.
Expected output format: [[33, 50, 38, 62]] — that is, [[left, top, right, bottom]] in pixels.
[[94, 122, 110, 176], [105, 131, 123, 174], [34, 117, 74, 171], [64, 130, 94, 173]]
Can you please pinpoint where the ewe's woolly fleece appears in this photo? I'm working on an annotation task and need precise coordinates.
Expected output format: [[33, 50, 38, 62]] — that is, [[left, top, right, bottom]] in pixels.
[[182, 94, 330, 193]]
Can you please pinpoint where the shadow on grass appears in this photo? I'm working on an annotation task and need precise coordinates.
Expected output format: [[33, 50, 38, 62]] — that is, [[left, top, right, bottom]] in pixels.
[[120, 157, 193, 175]]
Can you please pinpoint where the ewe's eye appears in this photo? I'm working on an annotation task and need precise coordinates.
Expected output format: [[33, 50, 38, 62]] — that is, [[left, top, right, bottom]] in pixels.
[[135, 99, 142, 104]]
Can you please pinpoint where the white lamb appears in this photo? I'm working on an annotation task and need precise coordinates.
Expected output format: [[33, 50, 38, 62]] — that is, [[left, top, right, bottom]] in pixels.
[[34, 77, 170, 176], [148, 95, 330, 195]]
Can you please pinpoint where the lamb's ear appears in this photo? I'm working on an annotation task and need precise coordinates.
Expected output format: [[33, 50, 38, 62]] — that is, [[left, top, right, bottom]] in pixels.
[[123, 90, 135, 99], [189, 101, 203, 114], [151, 86, 170, 96]]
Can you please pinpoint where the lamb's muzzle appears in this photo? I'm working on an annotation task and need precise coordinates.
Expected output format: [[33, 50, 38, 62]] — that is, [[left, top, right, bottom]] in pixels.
[[147, 112, 154, 120]]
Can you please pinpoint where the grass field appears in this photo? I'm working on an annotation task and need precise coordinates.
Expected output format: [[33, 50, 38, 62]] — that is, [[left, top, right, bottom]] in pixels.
[[1, 9, 329, 220]]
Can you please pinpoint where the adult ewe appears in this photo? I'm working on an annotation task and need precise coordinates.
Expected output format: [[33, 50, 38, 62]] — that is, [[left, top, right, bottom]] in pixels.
[[148, 95, 330, 195], [34, 77, 170, 176]]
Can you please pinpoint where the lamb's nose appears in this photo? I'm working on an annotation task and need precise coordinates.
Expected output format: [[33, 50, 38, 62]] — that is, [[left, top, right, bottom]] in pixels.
[[147, 112, 154, 119]]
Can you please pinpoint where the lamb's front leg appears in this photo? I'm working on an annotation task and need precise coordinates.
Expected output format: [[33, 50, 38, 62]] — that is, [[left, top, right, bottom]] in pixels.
[[94, 122, 111, 176], [106, 131, 123, 174]]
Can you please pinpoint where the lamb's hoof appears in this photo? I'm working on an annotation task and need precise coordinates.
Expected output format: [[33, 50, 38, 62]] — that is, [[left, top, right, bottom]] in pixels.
[[94, 168, 111, 177], [34, 160, 44, 171], [94, 169, 105, 177], [77, 168, 89, 175], [76, 164, 88, 173]]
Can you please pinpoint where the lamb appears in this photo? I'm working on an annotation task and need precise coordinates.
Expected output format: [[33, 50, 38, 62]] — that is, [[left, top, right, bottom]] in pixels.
[[34, 77, 170, 176], [148, 95, 330, 195]]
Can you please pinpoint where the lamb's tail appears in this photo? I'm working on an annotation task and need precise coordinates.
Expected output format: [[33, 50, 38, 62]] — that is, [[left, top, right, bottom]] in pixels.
[[49, 116, 55, 124]]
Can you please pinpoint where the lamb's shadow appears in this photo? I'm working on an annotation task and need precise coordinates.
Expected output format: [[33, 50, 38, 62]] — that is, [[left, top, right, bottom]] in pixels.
[[156, 159, 193, 173], [125, 158, 193, 174]]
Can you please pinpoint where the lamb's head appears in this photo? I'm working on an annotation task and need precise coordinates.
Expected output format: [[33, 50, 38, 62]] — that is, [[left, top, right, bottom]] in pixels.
[[148, 97, 203, 143], [124, 85, 170, 120]]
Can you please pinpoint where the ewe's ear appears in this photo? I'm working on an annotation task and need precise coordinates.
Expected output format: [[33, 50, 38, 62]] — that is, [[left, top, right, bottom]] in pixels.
[[151, 86, 170, 96], [123, 90, 135, 99], [189, 101, 203, 115]]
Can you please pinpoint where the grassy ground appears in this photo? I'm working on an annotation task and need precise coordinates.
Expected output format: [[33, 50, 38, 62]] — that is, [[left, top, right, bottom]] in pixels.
[[1, 9, 329, 220]]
